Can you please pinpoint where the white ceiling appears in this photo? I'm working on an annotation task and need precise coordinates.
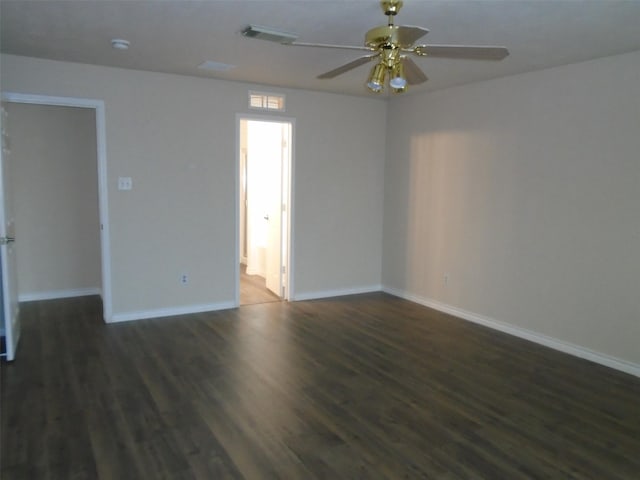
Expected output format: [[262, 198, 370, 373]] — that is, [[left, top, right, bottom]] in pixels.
[[2, 1, 640, 97]]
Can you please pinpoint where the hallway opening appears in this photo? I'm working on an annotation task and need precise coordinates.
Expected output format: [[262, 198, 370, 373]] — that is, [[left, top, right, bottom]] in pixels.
[[238, 117, 292, 306]]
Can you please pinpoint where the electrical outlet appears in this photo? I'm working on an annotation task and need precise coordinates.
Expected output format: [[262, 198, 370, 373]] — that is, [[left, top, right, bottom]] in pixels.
[[444, 273, 450, 286], [181, 274, 188, 285], [117, 177, 133, 190]]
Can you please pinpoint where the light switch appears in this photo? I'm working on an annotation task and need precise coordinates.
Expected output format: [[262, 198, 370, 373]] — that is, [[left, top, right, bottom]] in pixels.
[[118, 177, 133, 191]]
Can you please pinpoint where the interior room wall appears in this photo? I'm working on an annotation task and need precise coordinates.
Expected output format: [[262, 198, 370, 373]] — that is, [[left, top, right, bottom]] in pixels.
[[383, 50, 640, 368], [5, 102, 101, 300], [1, 54, 386, 319]]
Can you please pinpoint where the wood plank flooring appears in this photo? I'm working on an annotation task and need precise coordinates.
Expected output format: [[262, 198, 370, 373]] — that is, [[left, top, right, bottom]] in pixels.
[[2, 293, 639, 479], [240, 264, 281, 306]]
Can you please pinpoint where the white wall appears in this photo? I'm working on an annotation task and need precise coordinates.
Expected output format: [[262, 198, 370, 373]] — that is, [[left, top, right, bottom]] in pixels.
[[1, 54, 386, 319], [6, 103, 101, 299], [383, 50, 640, 368]]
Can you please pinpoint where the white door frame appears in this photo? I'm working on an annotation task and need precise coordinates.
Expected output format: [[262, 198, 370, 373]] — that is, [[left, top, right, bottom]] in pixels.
[[235, 113, 295, 306], [1, 92, 113, 321]]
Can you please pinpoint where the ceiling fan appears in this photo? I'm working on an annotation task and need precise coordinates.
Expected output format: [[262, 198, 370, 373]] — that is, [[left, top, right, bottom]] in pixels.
[[286, 0, 509, 94]]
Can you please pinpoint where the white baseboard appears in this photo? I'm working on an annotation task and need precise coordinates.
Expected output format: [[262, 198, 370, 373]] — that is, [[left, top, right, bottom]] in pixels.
[[293, 285, 382, 302], [108, 301, 236, 323], [383, 286, 640, 378], [19, 288, 102, 302]]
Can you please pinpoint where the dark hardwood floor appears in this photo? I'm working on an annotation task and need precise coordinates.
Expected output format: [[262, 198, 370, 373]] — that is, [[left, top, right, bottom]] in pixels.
[[240, 264, 281, 306], [2, 293, 639, 479]]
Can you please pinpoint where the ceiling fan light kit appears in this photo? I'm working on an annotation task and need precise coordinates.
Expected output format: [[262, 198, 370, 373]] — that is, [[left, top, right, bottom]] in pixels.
[[242, 0, 509, 95], [367, 63, 386, 93], [389, 61, 406, 89]]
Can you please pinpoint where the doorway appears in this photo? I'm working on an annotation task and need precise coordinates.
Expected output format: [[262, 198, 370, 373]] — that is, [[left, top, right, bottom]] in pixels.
[[0, 93, 112, 362], [237, 117, 292, 306], [6, 102, 102, 300]]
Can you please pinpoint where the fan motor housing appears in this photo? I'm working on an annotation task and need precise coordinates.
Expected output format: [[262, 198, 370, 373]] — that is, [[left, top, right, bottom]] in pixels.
[[365, 25, 411, 49]]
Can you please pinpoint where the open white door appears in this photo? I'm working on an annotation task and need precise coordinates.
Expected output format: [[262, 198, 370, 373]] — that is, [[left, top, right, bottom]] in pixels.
[[0, 103, 20, 361], [264, 128, 283, 297]]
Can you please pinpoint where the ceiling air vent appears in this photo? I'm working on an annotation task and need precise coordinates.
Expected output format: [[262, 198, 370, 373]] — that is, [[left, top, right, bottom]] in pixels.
[[197, 61, 236, 72], [241, 25, 298, 44]]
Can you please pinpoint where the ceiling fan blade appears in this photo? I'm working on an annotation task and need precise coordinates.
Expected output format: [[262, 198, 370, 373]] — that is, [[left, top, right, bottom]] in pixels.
[[416, 44, 509, 60], [317, 55, 378, 79], [289, 42, 372, 52], [402, 57, 428, 85], [395, 26, 429, 47]]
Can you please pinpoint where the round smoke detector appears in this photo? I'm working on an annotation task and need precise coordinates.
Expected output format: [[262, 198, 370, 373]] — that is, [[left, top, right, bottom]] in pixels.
[[111, 39, 130, 50]]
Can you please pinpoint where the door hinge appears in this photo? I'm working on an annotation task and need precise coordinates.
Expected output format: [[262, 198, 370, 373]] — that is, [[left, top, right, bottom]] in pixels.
[[0, 236, 15, 245]]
